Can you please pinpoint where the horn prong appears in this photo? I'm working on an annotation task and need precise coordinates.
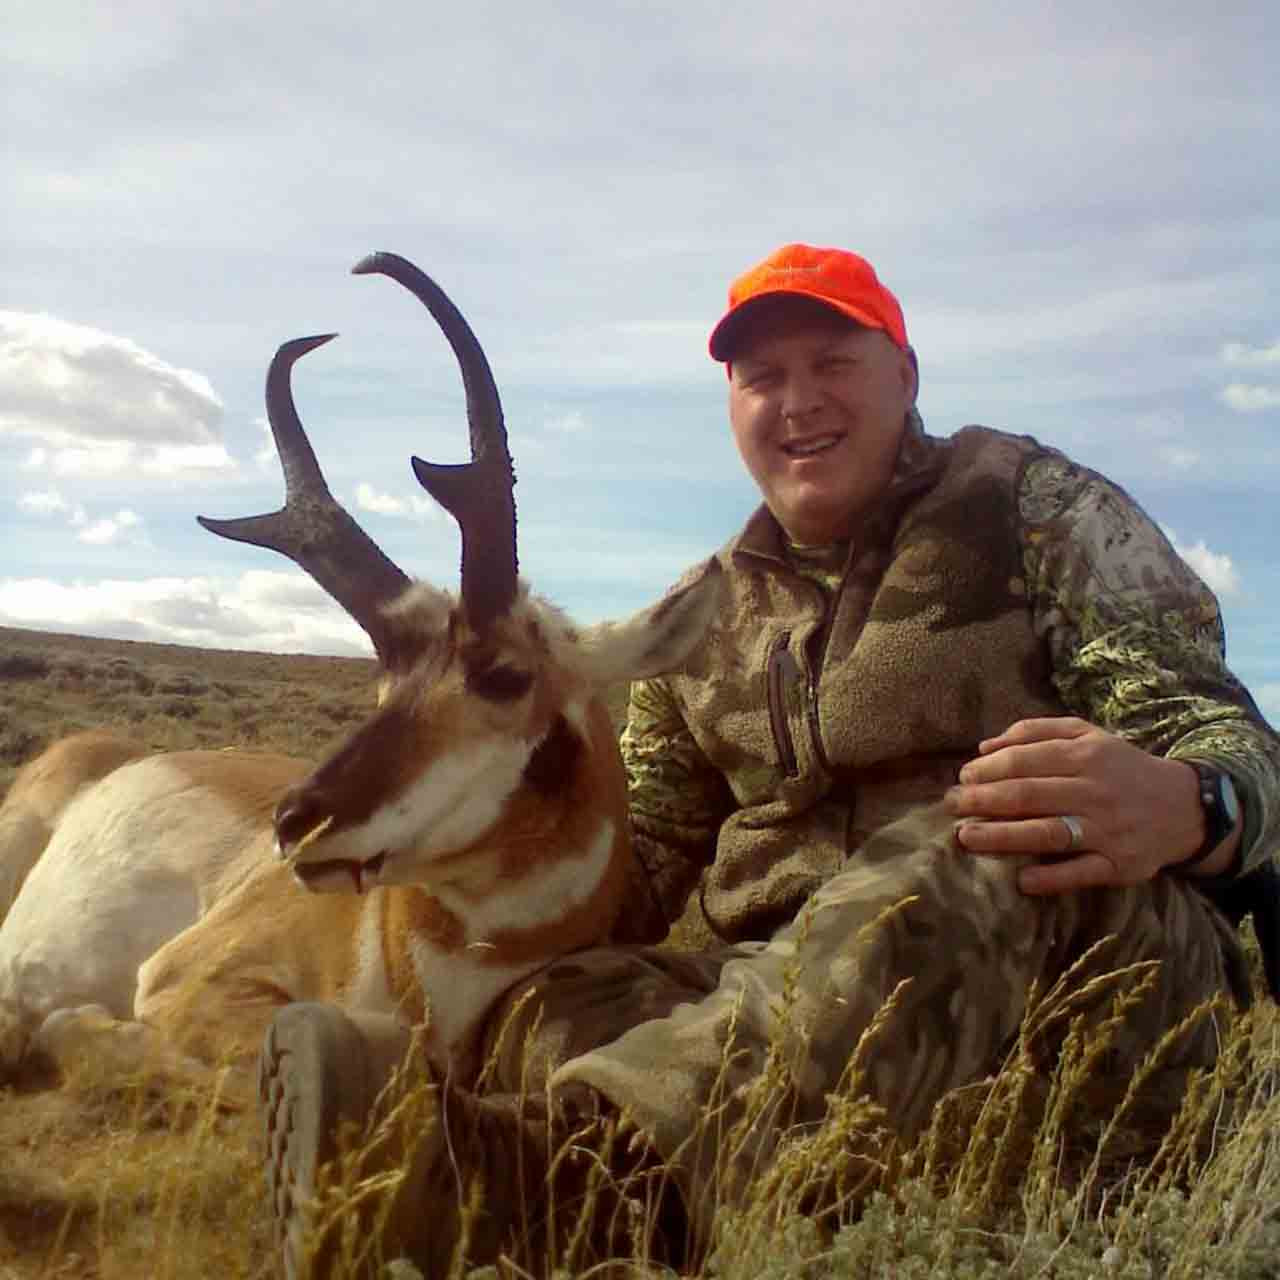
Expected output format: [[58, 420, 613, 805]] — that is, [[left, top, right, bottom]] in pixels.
[[198, 334, 411, 664]]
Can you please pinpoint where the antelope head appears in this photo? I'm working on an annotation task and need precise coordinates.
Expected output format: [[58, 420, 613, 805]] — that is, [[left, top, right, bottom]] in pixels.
[[200, 253, 720, 903]]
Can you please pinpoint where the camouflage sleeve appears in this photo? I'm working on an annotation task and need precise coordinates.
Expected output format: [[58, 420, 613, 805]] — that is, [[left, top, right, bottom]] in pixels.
[[1019, 454, 1280, 875], [611, 675, 733, 943]]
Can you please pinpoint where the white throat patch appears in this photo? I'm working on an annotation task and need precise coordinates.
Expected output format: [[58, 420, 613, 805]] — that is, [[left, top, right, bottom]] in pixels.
[[433, 817, 615, 944]]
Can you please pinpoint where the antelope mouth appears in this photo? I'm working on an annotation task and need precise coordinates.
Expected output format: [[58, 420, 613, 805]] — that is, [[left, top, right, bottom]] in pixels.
[[292, 850, 388, 895]]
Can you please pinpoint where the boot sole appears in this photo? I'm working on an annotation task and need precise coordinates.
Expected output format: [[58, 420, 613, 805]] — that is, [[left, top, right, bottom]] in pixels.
[[259, 1003, 382, 1279]]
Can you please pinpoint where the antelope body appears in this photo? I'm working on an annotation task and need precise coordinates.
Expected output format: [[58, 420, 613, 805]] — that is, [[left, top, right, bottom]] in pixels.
[[0, 254, 720, 1094]]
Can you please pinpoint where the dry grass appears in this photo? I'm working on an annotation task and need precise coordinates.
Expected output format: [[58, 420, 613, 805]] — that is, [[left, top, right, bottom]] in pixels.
[[0, 624, 634, 804], [0, 625, 377, 1279], [1, 624, 1277, 1278], [0, 1048, 271, 1278], [0, 624, 385, 803], [0, 623, 629, 1279], [7, 989, 1279, 1280], [279, 946, 1280, 1280], [703, 943, 1280, 1280]]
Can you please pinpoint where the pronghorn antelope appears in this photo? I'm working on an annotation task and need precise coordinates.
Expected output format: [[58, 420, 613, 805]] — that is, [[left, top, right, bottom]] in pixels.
[[0, 252, 721, 1096]]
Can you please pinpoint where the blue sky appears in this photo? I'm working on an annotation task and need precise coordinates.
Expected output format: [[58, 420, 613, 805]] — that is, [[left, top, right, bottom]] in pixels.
[[2, 1, 1277, 725]]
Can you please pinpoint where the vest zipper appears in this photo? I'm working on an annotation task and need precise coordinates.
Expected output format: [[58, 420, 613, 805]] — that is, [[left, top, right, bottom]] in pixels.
[[766, 631, 800, 779], [806, 670, 829, 774], [802, 578, 844, 777]]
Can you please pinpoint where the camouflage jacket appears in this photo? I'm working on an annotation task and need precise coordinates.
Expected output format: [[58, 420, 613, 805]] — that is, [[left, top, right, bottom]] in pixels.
[[619, 411, 1280, 944]]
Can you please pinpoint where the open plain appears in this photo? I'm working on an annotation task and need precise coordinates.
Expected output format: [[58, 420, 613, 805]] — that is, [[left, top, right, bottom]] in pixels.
[[1, 623, 1277, 1279]]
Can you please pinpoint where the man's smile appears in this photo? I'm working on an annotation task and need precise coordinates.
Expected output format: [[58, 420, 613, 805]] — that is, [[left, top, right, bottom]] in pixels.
[[781, 432, 842, 459]]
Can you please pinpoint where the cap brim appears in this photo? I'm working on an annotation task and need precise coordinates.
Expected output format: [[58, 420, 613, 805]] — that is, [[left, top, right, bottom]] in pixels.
[[708, 291, 880, 362]]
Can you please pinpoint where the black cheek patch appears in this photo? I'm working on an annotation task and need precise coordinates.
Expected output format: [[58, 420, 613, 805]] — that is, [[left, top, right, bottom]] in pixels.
[[523, 714, 581, 795]]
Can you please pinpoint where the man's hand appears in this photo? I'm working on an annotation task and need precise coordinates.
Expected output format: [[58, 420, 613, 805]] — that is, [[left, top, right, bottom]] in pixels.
[[945, 717, 1228, 895]]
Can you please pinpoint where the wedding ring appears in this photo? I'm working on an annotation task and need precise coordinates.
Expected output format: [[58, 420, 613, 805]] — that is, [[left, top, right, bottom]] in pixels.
[[1060, 814, 1085, 853]]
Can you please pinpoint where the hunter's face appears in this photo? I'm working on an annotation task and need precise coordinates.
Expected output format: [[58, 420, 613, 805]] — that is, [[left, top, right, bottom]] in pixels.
[[727, 305, 918, 545]]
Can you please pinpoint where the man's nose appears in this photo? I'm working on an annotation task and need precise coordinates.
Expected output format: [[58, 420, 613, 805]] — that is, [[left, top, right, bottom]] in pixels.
[[780, 372, 823, 421]]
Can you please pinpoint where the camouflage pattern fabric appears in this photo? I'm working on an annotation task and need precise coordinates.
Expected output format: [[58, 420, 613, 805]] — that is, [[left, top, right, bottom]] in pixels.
[[483, 803, 1244, 1242], [473, 413, 1277, 1240], [1019, 453, 1278, 866], [619, 413, 1280, 943]]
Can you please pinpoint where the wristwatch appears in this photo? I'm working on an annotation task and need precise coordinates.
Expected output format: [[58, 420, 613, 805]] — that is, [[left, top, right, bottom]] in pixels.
[[1175, 763, 1241, 871]]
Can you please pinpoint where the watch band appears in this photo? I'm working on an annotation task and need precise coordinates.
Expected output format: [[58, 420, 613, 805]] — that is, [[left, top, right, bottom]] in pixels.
[[1174, 763, 1240, 871]]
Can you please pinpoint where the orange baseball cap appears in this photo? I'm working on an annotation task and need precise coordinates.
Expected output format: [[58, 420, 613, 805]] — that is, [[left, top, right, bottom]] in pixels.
[[708, 243, 908, 361]]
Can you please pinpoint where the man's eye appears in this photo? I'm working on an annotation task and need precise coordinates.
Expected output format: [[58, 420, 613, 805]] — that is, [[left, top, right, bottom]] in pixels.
[[467, 664, 534, 702]]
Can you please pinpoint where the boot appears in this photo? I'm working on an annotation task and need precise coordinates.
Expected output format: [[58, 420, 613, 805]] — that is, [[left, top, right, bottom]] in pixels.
[[260, 1003, 416, 1278], [259, 1003, 680, 1279]]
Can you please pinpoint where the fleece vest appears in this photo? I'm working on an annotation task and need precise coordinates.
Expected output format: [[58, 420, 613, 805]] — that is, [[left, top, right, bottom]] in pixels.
[[669, 424, 1067, 940]]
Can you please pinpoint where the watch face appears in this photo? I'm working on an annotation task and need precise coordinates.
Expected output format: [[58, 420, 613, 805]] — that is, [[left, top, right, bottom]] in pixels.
[[1220, 773, 1241, 825]]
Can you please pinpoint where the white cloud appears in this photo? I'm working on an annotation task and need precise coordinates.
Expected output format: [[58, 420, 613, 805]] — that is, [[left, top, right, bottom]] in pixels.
[[1166, 531, 1241, 597], [354, 482, 443, 523], [18, 488, 72, 516], [544, 410, 588, 435], [1219, 383, 1280, 413], [236, 569, 356, 613], [17, 489, 146, 542], [1221, 341, 1280, 367], [77, 520, 118, 545], [0, 311, 228, 474], [1130, 414, 1202, 474], [253, 416, 278, 470], [16, 437, 235, 479], [141, 443, 235, 475], [44, 441, 137, 475], [0, 571, 372, 657], [17, 487, 90, 528], [354, 482, 404, 516], [76, 509, 143, 546], [1160, 447, 1200, 470]]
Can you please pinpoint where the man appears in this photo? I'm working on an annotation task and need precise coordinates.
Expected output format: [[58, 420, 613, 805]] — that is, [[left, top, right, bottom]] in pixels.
[[261, 244, 1280, 1278]]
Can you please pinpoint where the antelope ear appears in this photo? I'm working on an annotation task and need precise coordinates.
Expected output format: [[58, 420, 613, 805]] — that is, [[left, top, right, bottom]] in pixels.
[[577, 559, 723, 684], [377, 581, 457, 673]]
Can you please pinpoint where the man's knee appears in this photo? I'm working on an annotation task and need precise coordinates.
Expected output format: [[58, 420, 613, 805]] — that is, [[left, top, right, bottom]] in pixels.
[[480, 944, 728, 1093]]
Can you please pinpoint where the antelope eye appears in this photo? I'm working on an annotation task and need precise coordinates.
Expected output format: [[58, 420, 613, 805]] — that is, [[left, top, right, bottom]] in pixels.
[[467, 663, 534, 702]]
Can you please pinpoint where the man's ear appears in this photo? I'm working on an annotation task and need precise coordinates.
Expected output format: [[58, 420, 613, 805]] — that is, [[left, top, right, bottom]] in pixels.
[[902, 344, 920, 404]]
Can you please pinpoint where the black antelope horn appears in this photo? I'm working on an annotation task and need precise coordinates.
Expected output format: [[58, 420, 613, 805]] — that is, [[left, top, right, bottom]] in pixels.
[[352, 252, 518, 635], [197, 334, 412, 665]]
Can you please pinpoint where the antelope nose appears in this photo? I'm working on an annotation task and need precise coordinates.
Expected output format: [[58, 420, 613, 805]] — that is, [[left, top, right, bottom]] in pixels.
[[274, 786, 329, 854]]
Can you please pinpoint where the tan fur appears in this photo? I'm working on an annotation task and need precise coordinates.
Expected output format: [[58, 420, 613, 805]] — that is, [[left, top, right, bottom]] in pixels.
[[0, 732, 148, 922], [0, 565, 721, 1100]]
